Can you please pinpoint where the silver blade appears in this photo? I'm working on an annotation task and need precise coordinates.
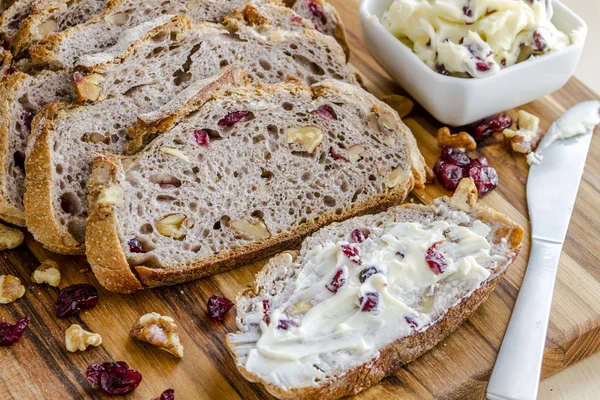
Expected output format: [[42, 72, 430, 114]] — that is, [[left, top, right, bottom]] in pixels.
[[527, 127, 594, 244]]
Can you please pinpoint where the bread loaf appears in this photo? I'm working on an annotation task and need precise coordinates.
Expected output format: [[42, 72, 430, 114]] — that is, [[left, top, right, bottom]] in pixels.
[[84, 71, 426, 292], [227, 179, 523, 399], [24, 9, 356, 254]]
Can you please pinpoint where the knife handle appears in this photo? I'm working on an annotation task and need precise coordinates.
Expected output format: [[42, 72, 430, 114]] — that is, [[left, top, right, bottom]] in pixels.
[[486, 238, 563, 400]]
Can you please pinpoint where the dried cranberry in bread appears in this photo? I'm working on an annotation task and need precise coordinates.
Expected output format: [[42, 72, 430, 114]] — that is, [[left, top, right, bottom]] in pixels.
[[226, 179, 523, 399], [10, 0, 107, 57], [85, 74, 426, 292], [285, 0, 349, 60], [0, 70, 74, 226], [25, 10, 356, 255]]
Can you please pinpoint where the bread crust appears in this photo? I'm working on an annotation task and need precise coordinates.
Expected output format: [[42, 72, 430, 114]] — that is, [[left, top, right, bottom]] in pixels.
[[0, 72, 28, 226], [24, 102, 86, 255], [226, 179, 524, 399]]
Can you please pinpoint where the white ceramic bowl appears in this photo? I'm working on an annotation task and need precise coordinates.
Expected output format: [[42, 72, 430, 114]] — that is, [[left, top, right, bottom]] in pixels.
[[359, 0, 588, 126]]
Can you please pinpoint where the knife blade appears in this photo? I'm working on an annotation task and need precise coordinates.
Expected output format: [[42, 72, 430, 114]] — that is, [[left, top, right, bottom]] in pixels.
[[487, 101, 599, 400]]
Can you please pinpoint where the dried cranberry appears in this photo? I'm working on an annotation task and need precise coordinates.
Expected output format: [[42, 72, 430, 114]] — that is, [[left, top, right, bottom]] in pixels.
[[330, 147, 348, 162], [341, 244, 361, 265], [533, 31, 547, 51], [193, 129, 210, 147], [308, 1, 324, 18], [469, 166, 498, 196], [86, 361, 142, 396], [350, 229, 368, 244], [21, 111, 34, 133], [56, 284, 99, 318], [153, 389, 175, 400], [359, 266, 379, 283], [440, 146, 470, 167], [207, 294, 234, 321], [469, 156, 489, 169], [326, 268, 346, 294], [396, 252, 405, 260], [359, 292, 380, 312], [218, 111, 248, 127], [291, 15, 303, 24], [0, 317, 30, 346], [434, 160, 465, 192], [425, 241, 447, 275], [262, 299, 271, 324], [475, 62, 491, 72], [436, 63, 450, 76], [313, 104, 337, 120], [472, 113, 513, 142], [405, 316, 419, 329], [462, 6, 473, 17], [128, 238, 145, 253], [277, 319, 298, 330]]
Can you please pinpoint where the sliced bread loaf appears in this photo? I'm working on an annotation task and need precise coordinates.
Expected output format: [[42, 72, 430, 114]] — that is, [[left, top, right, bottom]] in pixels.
[[25, 10, 356, 254], [286, 0, 349, 60], [29, 0, 279, 68], [0, 70, 74, 225], [10, 0, 107, 57], [226, 179, 523, 399], [0, 0, 36, 43], [84, 74, 426, 293]]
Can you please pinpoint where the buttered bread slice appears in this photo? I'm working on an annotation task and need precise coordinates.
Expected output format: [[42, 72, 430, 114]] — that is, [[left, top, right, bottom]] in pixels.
[[227, 179, 523, 399], [85, 76, 426, 292]]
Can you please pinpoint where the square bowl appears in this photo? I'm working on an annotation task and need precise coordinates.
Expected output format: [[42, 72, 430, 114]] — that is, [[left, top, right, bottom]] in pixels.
[[359, 0, 588, 127]]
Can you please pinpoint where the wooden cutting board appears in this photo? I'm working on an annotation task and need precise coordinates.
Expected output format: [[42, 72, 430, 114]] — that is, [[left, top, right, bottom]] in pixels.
[[2, 1, 600, 399]]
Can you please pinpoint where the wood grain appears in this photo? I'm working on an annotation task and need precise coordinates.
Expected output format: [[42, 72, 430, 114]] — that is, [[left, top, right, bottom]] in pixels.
[[1, 0, 600, 399]]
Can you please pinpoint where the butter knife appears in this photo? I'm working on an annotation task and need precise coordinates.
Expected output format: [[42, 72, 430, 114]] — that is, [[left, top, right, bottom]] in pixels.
[[486, 102, 599, 400]]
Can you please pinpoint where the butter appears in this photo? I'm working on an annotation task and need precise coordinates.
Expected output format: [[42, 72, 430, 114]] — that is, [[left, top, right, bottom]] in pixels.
[[381, 0, 572, 78], [237, 219, 506, 390]]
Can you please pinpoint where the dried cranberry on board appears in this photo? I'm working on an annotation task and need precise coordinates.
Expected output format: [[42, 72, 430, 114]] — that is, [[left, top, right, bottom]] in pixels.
[[433, 147, 498, 196], [472, 113, 513, 142], [434, 159, 465, 192], [86, 361, 142, 396], [193, 129, 210, 147], [359, 292, 380, 312], [425, 241, 447, 275], [55, 284, 99, 318], [207, 295, 234, 321], [153, 389, 175, 400], [325, 268, 346, 294], [469, 165, 498, 197], [218, 111, 248, 127], [0, 317, 30, 346], [440, 146, 470, 167]]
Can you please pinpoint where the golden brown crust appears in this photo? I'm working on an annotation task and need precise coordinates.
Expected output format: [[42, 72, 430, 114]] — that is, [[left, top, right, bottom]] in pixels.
[[0, 72, 28, 226], [86, 154, 142, 293], [24, 103, 85, 255], [226, 179, 524, 399], [9, 4, 58, 57]]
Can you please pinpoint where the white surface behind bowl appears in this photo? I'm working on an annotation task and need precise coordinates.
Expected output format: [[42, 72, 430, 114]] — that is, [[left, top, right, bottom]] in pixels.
[[359, 0, 588, 126]]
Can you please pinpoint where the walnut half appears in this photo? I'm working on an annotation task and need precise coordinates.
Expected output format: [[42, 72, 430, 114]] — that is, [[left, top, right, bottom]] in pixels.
[[0, 275, 25, 304], [503, 110, 544, 153], [65, 324, 103, 352], [131, 313, 184, 358], [32, 260, 61, 287], [436, 127, 477, 151]]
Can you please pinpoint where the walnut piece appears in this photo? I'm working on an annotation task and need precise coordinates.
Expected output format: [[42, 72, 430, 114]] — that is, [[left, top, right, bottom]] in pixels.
[[285, 126, 324, 153], [97, 185, 124, 207], [425, 165, 436, 184], [0, 275, 25, 304], [381, 94, 415, 119], [160, 146, 190, 163], [65, 324, 102, 352], [38, 19, 58, 36], [73, 72, 105, 102], [503, 110, 544, 153], [104, 12, 130, 26], [32, 260, 61, 287], [0, 222, 24, 250], [156, 214, 188, 239], [384, 167, 411, 188], [436, 127, 477, 150], [229, 219, 271, 239], [347, 144, 365, 162], [131, 313, 184, 358]]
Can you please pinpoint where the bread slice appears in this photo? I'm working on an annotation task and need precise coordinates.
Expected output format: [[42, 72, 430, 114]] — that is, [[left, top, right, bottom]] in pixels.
[[10, 0, 107, 57], [24, 10, 356, 255], [286, 0, 349, 60], [0, 0, 36, 43], [84, 73, 426, 293], [226, 178, 524, 399], [0, 47, 13, 75], [29, 0, 280, 69], [0, 70, 74, 226]]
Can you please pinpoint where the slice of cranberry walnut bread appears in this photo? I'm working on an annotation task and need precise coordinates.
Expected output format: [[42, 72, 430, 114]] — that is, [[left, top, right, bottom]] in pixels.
[[226, 178, 523, 399], [85, 75, 426, 293]]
